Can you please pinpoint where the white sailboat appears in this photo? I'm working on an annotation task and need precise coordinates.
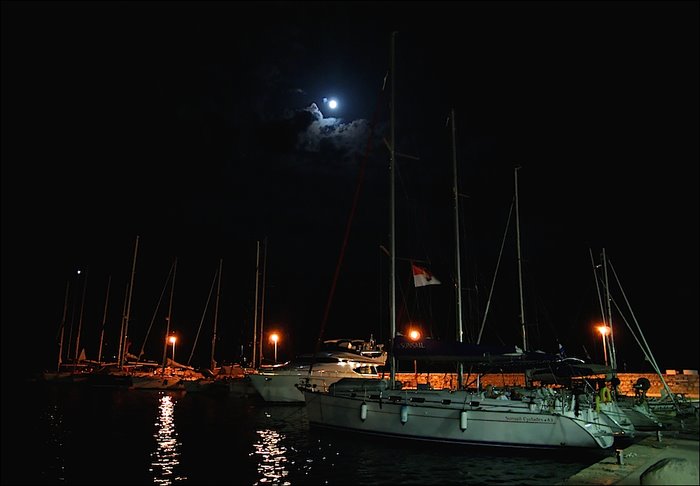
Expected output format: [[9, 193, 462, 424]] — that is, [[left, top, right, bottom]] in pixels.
[[300, 32, 615, 449], [130, 257, 205, 390]]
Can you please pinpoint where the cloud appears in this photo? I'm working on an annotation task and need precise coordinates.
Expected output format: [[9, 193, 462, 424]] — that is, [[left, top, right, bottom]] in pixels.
[[295, 103, 371, 158]]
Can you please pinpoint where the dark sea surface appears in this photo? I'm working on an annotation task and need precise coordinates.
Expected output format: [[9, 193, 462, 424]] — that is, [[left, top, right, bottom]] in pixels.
[[1, 382, 615, 485]]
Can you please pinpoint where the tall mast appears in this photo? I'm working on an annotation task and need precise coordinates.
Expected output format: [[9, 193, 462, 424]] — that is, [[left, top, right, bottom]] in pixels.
[[514, 167, 527, 352], [57, 280, 70, 371], [451, 108, 464, 389], [97, 275, 111, 364], [120, 235, 140, 367], [258, 237, 268, 364], [211, 258, 223, 371], [117, 281, 128, 366], [162, 257, 177, 371], [389, 31, 397, 389], [74, 268, 88, 365], [602, 248, 617, 370], [252, 241, 260, 368]]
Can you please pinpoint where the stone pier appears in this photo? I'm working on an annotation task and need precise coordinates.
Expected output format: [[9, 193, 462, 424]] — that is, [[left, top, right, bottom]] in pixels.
[[388, 370, 699, 398]]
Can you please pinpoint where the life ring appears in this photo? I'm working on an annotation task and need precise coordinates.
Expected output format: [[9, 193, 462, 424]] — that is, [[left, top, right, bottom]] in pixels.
[[598, 386, 612, 403]]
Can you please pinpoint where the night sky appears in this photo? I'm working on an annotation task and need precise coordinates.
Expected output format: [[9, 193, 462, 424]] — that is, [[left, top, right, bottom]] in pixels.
[[2, 1, 698, 379]]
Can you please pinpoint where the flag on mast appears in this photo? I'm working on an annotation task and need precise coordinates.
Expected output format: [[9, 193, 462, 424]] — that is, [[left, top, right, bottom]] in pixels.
[[411, 263, 441, 287]]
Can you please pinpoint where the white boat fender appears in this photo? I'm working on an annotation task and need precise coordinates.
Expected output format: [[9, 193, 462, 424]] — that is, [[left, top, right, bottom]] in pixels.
[[400, 404, 408, 424], [460, 410, 468, 431], [360, 401, 368, 421]]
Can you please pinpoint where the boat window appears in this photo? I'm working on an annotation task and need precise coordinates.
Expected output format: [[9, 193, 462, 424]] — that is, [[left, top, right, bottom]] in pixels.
[[354, 365, 377, 375]]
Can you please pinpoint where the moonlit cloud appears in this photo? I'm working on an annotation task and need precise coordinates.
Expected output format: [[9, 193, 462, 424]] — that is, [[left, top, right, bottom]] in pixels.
[[295, 103, 371, 157]]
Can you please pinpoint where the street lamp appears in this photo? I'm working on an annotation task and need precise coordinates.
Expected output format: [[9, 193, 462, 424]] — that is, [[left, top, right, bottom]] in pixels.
[[169, 335, 177, 361], [597, 325, 609, 367], [408, 328, 421, 383], [270, 333, 279, 363]]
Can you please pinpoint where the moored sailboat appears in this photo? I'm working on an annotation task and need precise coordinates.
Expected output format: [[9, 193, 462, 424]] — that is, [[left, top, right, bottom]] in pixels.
[[300, 32, 615, 449]]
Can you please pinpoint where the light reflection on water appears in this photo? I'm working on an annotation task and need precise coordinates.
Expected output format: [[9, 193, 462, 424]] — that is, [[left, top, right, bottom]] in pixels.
[[43, 404, 67, 482], [252, 411, 292, 486], [150, 393, 186, 485]]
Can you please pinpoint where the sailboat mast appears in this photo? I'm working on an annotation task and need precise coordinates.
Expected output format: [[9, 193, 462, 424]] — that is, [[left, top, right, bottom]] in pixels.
[[252, 241, 260, 368], [589, 247, 607, 334], [514, 167, 527, 352], [97, 275, 111, 364], [57, 280, 70, 371], [162, 257, 177, 371], [120, 235, 140, 367], [117, 281, 128, 366], [211, 258, 223, 371], [389, 31, 397, 389], [258, 237, 268, 364], [451, 108, 464, 389], [74, 268, 88, 365], [609, 259, 679, 411], [602, 248, 617, 370]]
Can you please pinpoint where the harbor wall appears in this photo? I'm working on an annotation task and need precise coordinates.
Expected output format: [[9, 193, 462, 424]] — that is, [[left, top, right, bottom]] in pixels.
[[391, 371, 699, 398]]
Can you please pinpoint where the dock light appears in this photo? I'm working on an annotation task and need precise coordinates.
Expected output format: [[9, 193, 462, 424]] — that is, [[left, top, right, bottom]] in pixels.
[[169, 335, 177, 361], [270, 333, 279, 363], [597, 325, 609, 367], [407, 328, 421, 384]]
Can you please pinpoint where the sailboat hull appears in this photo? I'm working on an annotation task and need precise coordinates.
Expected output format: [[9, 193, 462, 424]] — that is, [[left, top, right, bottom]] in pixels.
[[303, 384, 614, 449]]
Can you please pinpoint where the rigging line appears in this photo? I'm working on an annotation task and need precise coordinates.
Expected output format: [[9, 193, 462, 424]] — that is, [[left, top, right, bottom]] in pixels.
[[521, 259, 557, 350], [594, 264, 659, 373], [594, 271, 655, 375], [55, 280, 70, 341], [187, 266, 219, 366], [476, 197, 515, 344], [601, 263, 679, 410], [313, 83, 387, 359], [137, 260, 175, 361]]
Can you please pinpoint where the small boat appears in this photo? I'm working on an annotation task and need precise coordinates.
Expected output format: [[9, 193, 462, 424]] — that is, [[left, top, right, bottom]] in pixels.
[[40, 359, 98, 384], [616, 395, 663, 430], [130, 371, 183, 390], [183, 365, 257, 397], [131, 359, 204, 390], [85, 363, 135, 388]]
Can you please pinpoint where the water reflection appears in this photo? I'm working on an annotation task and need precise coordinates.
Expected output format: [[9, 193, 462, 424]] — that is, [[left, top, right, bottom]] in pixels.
[[42, 404, 67, 482], [150, 393, 186, 485], [252, 426, 290, 485]]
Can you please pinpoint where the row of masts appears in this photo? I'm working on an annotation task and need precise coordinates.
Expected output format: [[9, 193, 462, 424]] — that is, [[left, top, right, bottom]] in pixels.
[[54, 236, 268, 373]]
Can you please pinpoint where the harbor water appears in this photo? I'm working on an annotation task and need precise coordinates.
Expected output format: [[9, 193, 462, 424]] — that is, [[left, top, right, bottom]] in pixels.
[[2, 382, 616, 485]]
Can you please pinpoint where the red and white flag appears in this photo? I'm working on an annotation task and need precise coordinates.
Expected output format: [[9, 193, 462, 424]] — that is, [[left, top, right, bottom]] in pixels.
[[411, 263, 441, 287]]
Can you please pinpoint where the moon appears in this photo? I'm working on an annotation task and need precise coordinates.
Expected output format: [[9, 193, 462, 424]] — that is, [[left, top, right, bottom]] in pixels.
[[328, 99, 338, 109]]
